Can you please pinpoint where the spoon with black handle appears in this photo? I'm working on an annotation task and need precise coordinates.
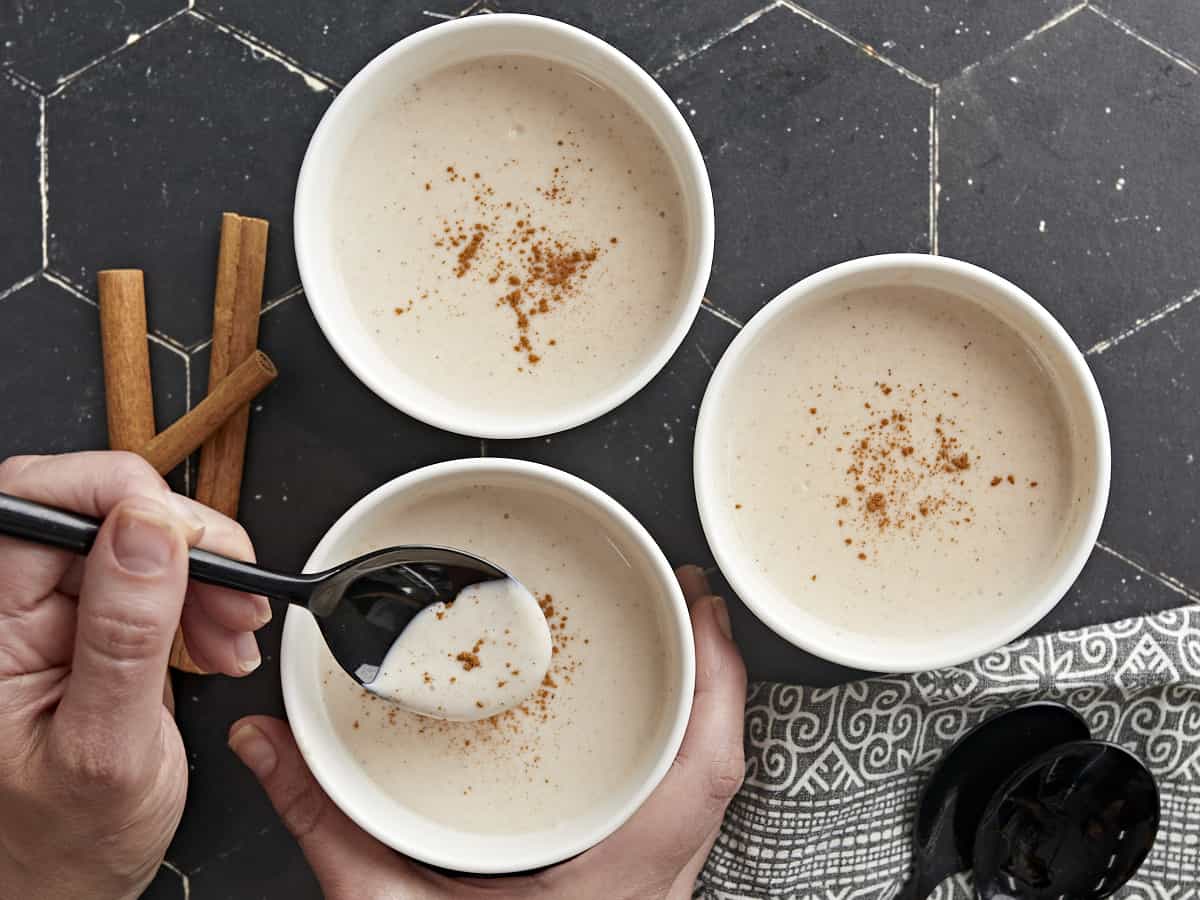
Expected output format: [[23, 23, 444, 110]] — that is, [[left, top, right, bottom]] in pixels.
[[894, 702, 1091, 900], [973, 740, 1159, 899], [0, 490, 507, 691]]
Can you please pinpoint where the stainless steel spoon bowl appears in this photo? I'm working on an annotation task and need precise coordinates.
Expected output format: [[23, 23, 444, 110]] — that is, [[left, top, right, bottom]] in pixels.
[[0, 490, 507, 692]]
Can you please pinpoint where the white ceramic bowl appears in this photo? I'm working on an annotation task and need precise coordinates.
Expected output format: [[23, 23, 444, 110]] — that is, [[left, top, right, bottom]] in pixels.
[[695, 254, 1111, 673], [294, 14, 714, 439], [280, 458, 695, 873]]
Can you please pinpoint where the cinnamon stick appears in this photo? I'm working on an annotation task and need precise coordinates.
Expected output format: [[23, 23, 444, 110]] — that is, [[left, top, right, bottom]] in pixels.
[[196, 214, 268, 517], [140, 351, 277, 476], [98, 269, 156, 450]]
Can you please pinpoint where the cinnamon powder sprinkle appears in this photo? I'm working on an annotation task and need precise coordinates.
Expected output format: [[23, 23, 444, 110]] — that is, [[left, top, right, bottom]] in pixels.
[[456, 651, 481, 671], [428, 156, 609, 368]]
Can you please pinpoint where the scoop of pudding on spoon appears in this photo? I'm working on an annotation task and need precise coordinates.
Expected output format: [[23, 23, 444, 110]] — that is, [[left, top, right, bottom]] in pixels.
[[0, 491, 551, 721]]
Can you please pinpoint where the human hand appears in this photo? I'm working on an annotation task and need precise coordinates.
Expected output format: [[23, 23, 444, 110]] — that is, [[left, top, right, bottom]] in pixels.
[[229, 565, 747, 899], [0, 451, 271, 900]]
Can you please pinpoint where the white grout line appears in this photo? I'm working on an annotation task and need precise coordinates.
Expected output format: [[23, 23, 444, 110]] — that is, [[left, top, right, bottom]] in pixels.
[[1, 67, 43, 94], [191, 283, 305, 354], [653, 1, 781, 77], [1088, 5, 1200, 76], [779, 0, 936, 89], [48, 8, 190, 96], [0, 273, 38, 304], [147, 330, 190, 359], [188, 8, 343, 92], [700, 298, 745, 329], [160, 861, 191, 900], [1095, 541, 1200, 605], [44, 269, 95, 306], [1086, 286, 1200, 356], [928, 87, 939, 255], [694, 343, 716, 371], [261, 283, 305, 316], [39, 95, 48, 268], [952, 2, 1087, 81]]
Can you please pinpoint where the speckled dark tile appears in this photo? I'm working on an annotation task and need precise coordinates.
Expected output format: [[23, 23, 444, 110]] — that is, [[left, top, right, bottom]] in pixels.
[[193, 0, 434, 85], [0, 76, 40, 288], [138, 862, 188, 900], [939, 8, 1200, 350], [0, 275, 188, 491], [490, 0, 767, 74], [184, 824, 321, 900], [1089, 296, 1200, 593], [1093, 0, 1200, 72], [495, 307, 736, 569], [0, 0, 182, 91], [193, 0, 768, 86], [194, 294, 477, 571], [658, 5, 930, 325], [794, 0, 1076, 83], [1031, 543, 1195, 635], [47, 12, 332, 346]]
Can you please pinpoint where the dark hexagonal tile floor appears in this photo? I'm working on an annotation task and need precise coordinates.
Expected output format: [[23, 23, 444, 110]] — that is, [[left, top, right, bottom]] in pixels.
[[1090, 295, 1200, 592], [0, 0, 182, 91], [47, 11, 332, 347], [794, 0, 1077, 83], [658, 4, 931, 326], [0, 76, 41, 289], [496, 306, 738, 568], [0, 275, 188, 492], [938, 7, 1200, 351], [1094, 0, 1200, 72]]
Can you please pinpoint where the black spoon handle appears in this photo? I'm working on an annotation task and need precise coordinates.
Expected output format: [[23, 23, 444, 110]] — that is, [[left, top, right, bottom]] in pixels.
[[0, 490, 319, 606]]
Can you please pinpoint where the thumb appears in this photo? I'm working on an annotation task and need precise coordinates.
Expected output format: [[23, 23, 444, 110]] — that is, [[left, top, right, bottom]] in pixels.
[[56, 496, 193, 746], [229, 716, 410, 893], [571, 572, 747, 890]]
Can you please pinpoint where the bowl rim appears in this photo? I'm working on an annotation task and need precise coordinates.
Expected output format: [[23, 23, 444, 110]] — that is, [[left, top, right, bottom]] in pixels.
[[280, 457, 697, 873], [694, 252, 1112, 673], [293, 13, 715, 439]]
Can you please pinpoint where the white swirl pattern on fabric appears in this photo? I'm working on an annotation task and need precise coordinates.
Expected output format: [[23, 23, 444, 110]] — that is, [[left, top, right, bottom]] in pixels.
[[696, 606, 1200, 898]]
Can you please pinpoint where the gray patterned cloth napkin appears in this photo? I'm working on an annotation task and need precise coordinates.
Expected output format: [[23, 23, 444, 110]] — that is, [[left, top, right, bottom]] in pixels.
[[696, 605, 1200, 898]]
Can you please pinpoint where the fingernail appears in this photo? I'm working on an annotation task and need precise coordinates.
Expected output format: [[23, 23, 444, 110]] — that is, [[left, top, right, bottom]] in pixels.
[[113, 502, 177, 575], [229, 723, 277, 779], [253, 595, 273, 626], [164, 493, 207, 544], [711, 596, 733, 641], [679, 564, 712, 597], [234, 631, 262, 673]]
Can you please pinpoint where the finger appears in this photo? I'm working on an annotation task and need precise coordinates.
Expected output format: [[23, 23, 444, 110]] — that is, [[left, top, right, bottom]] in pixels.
[[57, 491, 257, 588], [0, 590, 76, 674], [676, 564, 711, 605], [0, 452, 202, 611], [667, 820, 723, 900], [54, 495, 191, 749], [572, 592, 747, 883], [229, 716, 417, 892], [180, 601, 262, 676]]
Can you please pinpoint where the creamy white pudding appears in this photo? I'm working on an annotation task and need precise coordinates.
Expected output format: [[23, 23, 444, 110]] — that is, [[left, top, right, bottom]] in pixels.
[[318, 479, 678, 834], [717, 285, 1081, 644], [331, 55, 689, 423], [365, 578, 552, 721]]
